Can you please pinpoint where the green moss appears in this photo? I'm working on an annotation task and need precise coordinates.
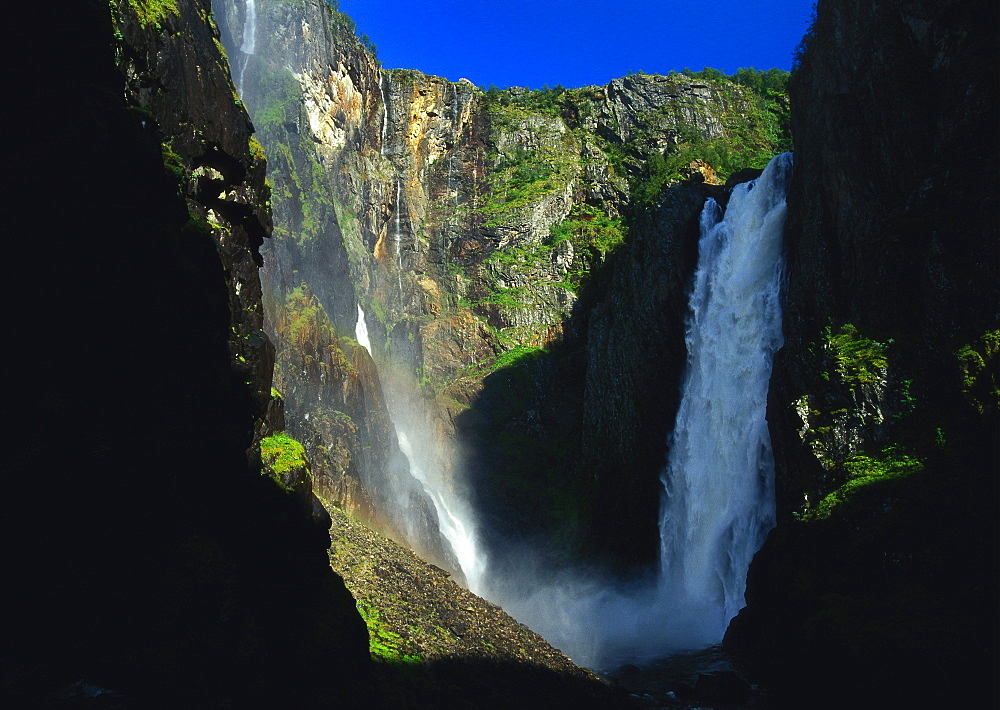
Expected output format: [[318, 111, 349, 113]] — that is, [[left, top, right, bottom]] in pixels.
[[161, 142, 185, 185], [826, 323, 889, 387], [547, 205, 625, 292], [126, 0, 179, 29], [248, 136, 266, 163], [806, 446, 924, 520], [623, 70, 791, 205], [955, 329, 999, 412], [474, 103, 579, 225], [259, 432, 307, 476], [356, 600, 423, 664], [489, 345, 544, 373]]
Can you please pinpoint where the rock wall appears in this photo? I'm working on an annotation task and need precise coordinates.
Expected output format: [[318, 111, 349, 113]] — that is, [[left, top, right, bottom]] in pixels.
[[215, 0, 788, 572], [1, 1, 370, 705], [725, 0, 999, 704]]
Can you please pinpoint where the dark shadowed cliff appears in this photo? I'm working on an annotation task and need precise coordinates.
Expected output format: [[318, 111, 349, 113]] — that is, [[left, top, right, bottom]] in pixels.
[[725, 0, 999, 705], [2, 1, 369, 706]]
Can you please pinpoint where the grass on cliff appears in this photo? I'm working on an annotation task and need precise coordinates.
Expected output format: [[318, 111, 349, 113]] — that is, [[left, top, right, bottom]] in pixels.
[[260, 432, 308, 476], [484, 67, 790, 204], [258, 432, 309, 493], [804, 445, 925, 520], [825, 323, 890, 387], [955, 329, 1000, 413], [356, 600, 423, 664], [116, 0, 179, 30]]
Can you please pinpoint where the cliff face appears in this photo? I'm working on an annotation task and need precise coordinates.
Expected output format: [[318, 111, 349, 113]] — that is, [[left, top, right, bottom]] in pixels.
[[2, 1, 369, 705], [725, 0, 999, 704], [215, 0, 788, 572]]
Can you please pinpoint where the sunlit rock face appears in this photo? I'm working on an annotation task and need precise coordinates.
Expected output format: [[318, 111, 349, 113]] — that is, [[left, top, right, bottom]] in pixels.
[[213, 0, 786, 576], [725, 0, 998, 706]]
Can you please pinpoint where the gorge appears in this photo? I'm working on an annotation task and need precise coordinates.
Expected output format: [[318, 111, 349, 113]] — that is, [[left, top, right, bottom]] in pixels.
[[3, 0, 996, 708]]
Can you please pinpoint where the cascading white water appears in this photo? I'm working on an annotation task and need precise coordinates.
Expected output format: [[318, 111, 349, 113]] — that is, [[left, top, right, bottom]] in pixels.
[[394, 179, 404, 293], [236, 0, 256, 97], [657, 151, 792, 643], [378, 74, 389, 156], [353, 300, 484, 591], [396, 430, 485, 593], [472, 154, 793, 671], [355, 304, 372, 353]]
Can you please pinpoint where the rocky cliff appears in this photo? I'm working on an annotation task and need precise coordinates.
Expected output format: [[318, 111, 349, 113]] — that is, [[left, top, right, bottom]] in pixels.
[[213, 0, 789, 575], [725, 0, 999, 705], [2, 1, 370, 706]]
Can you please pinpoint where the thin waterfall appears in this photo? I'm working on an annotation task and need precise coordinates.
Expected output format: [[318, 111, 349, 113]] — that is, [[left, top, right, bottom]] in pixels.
[[354, 302, 483, 591], [396, 430, 485, 593], [657, 152, 792, 643], [236, 0, 256, 98], [355, 304, 372, 353], [378, 74, 388, 156], [394, 179, 404, 294]]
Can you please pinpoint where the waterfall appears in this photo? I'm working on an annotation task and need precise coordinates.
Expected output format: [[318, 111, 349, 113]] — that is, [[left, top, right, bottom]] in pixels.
[[236, 0, 256, 97], [354, 297, 483, 590], [394, 179, 404, 293], [378, 74, 389, 156], [657, 152, 792, 643], [355, 304, 372, 353], [474, 154, 793, 671], [396, 430, 485, 593]]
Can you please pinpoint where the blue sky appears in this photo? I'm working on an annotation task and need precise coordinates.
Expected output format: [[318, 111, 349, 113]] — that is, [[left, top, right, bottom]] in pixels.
[[337, 0, 816, 89]]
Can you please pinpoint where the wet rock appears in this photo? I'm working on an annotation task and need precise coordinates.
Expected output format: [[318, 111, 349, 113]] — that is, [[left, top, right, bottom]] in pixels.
[[691, 670, 750, 704]]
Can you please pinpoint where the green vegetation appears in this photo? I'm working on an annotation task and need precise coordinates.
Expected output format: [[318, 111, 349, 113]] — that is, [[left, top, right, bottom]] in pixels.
[[356, 600, 423, 664], [252, 62, 336, 245], [160, 142, 185, 185], [324, 0, 378, 58], [549, 204, 625, 254], [248, 136, 266, 163], [475, 118, 578, 224], [629, 68, 791, 203], [806, 446, 925, 520], [825, 323, 890, 388], [259, 432, 308, 476], [482, 84, 574, 118], [548, 205, 625, 292], [483, 67, 790, 206], [259, 432, 309, 493], [250, 67, 301, 130], [955, 329, 1000, 413], [124, 0, 179, 29], [489, 345, 545, 373]]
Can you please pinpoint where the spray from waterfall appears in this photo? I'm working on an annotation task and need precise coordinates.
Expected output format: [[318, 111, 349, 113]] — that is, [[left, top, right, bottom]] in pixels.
[[396, 430, 485, 593], [236, 0, 256, 98]]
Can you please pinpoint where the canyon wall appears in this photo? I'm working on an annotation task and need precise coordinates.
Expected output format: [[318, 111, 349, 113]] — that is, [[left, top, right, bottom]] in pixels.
[[726, 0, 999, 704], [2, 1, 370, 705], [214, 0, 788, 573]]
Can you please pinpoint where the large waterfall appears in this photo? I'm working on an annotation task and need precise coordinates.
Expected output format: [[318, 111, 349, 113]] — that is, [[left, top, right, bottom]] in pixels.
[[657, 151, 792, 644], [488, 153, 793, 669]]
